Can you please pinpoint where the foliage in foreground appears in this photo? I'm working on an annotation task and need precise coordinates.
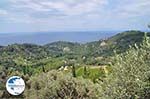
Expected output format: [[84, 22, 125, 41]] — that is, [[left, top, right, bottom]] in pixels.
[[102, 33, 150, 99], [24, 71, 102, 99]]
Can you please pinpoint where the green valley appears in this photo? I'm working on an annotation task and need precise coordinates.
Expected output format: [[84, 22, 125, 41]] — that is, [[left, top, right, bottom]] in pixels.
[[0, 30, 150, 99]]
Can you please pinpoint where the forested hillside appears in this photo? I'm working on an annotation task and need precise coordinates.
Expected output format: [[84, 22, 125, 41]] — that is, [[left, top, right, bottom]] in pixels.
[[0, 30, 150, 99]]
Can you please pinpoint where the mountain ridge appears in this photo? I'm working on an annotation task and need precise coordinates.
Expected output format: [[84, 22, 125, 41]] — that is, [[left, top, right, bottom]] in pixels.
[[0, 30, 149, 75]]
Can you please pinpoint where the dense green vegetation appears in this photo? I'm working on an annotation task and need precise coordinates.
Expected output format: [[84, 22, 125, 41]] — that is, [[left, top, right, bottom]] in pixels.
[[0, 30, 150, 99]]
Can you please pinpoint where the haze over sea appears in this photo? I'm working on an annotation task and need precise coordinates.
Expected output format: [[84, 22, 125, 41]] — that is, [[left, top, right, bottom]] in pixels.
[[0, 31, 119, 45]]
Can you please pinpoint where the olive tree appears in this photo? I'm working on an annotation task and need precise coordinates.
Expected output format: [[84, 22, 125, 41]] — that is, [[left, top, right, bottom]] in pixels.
[[102, 33, 150, 99]]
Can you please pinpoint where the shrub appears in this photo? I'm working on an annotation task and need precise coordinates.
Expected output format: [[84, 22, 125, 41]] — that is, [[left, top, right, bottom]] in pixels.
[[102, 33, 150, 99], [24, 70, 102, 99]]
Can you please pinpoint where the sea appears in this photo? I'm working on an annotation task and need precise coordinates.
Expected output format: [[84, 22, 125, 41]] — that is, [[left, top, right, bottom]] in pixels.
[[0, 31, 120, 45]]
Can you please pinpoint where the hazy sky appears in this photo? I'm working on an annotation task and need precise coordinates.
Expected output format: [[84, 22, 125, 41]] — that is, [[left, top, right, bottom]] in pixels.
[[0, 0, 150, 33]]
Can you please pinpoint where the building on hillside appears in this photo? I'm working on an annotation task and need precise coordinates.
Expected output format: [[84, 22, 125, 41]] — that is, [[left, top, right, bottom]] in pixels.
[[64, 66, 68, 71], [100, 41, 106, 46]]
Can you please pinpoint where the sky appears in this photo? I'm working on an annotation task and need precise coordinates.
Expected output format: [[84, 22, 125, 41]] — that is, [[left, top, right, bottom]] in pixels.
[[0, 0, 150, 33]]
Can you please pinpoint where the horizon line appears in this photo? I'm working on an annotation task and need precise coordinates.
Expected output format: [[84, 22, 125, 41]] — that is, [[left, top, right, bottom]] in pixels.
[[0, 29, 148, 34]]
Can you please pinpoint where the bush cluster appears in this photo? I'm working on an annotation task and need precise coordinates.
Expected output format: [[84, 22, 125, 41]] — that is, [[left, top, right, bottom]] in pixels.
[[24, 71, 102, 99]]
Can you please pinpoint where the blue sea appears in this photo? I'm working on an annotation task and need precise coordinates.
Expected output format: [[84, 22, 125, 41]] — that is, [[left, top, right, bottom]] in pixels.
[[0, 31, 119, 45]]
